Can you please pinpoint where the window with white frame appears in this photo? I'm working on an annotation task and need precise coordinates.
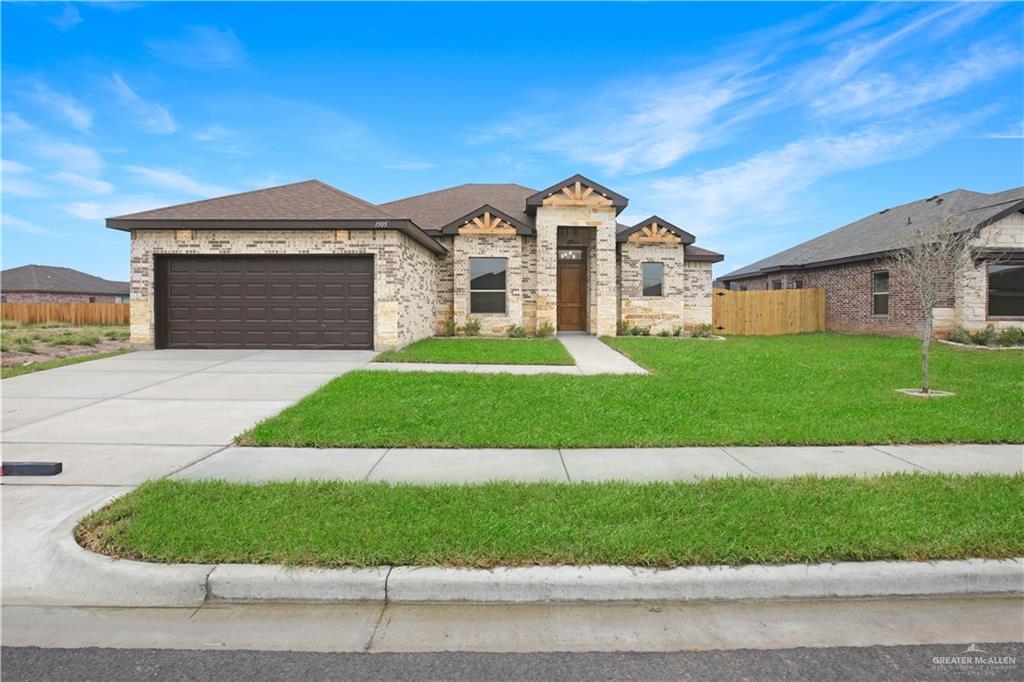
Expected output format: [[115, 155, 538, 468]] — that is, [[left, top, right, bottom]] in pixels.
[[469, 258, 507, 314], [872, 271, 889, 315]]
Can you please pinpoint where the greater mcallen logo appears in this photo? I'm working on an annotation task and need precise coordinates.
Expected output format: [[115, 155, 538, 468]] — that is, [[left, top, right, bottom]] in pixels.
[[931, 644, 1018, 675]]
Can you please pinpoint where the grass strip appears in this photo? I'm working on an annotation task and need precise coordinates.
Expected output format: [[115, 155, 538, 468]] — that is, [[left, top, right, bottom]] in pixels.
[[374, 337, 574, 365], [1, 349, 133, 379], [77, 474, 1024, 568]]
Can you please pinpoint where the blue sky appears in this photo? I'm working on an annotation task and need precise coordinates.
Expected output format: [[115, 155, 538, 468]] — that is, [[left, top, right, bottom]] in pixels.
[[2, 2, 1022, 281]]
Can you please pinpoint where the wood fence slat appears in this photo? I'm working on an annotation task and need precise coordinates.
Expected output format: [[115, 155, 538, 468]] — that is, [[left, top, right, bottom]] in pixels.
[[712, 288, 826, 335], [0, 302, 130, 325]]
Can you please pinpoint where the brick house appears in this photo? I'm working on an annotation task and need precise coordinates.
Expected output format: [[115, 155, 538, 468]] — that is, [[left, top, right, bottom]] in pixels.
[[718, 187, 1024, 337], [106, 174, 723, 350], [0, 264, 129, 303]]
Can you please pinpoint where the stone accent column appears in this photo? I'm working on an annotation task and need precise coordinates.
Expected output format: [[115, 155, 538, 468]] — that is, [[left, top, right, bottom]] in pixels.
[[594, 217, 617, 336], [534, 213, 559, 333]]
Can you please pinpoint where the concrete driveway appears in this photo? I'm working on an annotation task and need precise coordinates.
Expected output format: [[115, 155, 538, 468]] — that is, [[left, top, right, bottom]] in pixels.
[[1, 349, 373, 605]]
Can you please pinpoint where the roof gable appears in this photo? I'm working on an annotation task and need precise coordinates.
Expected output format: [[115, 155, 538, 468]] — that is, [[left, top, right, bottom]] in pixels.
[[617, 215, 695, 245], [525, 174, 628, 214], [440, 205, 534, 236]]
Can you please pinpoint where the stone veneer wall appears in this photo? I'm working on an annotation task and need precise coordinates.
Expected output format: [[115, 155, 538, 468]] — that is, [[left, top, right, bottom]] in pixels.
[[0, 292, 125, 303], [434, 235, 455, 334], [129, 229, 439, 350], [452, 232, 525, 335], [534, 202, 618, 335], [956, 213, 1024, 331], [618, 243, 711, 332]]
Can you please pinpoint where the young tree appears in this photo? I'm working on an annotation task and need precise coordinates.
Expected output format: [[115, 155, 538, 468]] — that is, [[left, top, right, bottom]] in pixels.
[[886, 213, 980, 394]]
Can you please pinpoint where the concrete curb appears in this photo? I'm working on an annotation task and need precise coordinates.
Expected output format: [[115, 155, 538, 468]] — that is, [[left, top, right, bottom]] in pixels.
[[51, 506, 1024, 604]]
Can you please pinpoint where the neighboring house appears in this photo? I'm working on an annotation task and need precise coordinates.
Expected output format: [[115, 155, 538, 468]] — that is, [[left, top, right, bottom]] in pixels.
[[106, 174, 723, 350], [0, 264, 130, 303], [718, 187, 1024, 337]]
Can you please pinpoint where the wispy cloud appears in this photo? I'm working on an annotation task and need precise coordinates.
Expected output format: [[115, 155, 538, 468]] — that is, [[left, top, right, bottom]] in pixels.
[[2, 159, 33, 174], [2, 112, 34, 134], [2, 177, 50, 198], [382, 161, 436, 171], [52, 171, 115, 195], [109, 74, 177, 134], [61, 195, 167, 221], [27, 81, 93, 131], [47, 3, 83, 31], [124, 166, 230, 197], [984, 121, 1024, 140], [27, 138, 104, 176], [192, 124, 234, 142], [2, 214, 54, 235], [146, 26, 247, 69]]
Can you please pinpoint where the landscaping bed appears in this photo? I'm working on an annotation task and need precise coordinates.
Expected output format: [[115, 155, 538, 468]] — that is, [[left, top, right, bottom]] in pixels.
[[1, 323, 132, 377], [374, 336, 574, 365], [240, 334, 1024, 447], [77, 473, 1024, 568]]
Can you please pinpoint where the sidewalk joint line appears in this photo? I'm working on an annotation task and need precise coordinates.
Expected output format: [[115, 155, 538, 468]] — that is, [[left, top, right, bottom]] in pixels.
[[869, 445, 935, 473], [558, 449, 572, 483], [720, 447, 758, 475], [363, 448, 391, 482]]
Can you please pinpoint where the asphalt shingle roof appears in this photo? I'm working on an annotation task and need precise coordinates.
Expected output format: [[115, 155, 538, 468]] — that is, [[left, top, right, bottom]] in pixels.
[[2, 264, 129, 295], [380, 183, 537, 231], [720, 187, 1024, 281]]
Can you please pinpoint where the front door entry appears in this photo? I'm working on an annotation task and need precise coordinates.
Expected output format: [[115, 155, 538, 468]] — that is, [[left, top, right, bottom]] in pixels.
[[557, 248, 587, 331]]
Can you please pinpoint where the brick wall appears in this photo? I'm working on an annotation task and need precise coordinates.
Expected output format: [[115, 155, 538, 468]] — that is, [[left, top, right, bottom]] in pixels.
[[452, 232, 525, 335], [0, 292, 124, 303], [130, 229, 439, 350]]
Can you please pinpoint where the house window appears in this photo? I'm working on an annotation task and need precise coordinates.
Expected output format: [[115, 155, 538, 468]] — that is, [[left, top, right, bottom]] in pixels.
[[988, 263, 1024, 317], [558, 248, 583, 261], [771, 280, 783, 290], [88, 296, 96, 303], [794, 279, 805, 289], [119, 295, 130, 303], [872, 271, 889, 315], [469, 258, 507, 314], [642, 262, 664, 297], [739, 285, 748, 292]]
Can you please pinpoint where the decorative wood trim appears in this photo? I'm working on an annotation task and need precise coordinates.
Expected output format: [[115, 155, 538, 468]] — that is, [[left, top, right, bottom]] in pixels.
[[542, 180, 613, 208], [627, 223, 682, 244], [458, 210, 517, 235]]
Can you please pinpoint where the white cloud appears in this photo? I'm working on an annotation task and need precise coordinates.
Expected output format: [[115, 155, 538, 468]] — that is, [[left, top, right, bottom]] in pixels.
[[2, 112, 34, 134], [27, 81, 93, 131], [984, 121, 1024, 140], [124, 165, 230, 197], [28, 139, 104, 175], [382, 161, 436, 171], [2, 176, 50, 198], [146, 26, 246, 69], [110, 74, 177, 134], [640, 119, 969, 237], [61, 196, 166, 221], [2, 214, 54, 235], [48, 3, 83, 31], [193, 124, 234, 141], [2, 159, 33, 174], [52, 171, 115, 195]]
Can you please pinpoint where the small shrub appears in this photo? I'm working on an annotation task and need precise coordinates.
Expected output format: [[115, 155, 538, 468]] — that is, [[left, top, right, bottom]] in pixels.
[[13, 337, 36, 353], [657, 329, 671, 337], [103, 329, 130, 341], [617, 320, 634, 336], [463, 318, 482, 337], [691, 323, 715, 338], [535, 321, 555, 338], [672, 326, 683, 337], [998, 326, 1024, 347], [506, 325, 527, 338], [947, 326, 971, 345], [970, 324, 998, 347], [441, 319, 457, 337], [638, 326, 652, 336]]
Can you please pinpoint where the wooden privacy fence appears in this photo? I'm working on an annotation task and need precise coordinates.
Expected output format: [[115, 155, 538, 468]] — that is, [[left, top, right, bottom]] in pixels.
[[0, 302, 130, 325], [712, 288, 826, 335]]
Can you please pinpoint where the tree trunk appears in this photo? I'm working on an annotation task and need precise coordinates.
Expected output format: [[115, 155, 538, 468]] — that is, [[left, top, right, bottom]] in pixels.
[[921, 313, 932, 394]]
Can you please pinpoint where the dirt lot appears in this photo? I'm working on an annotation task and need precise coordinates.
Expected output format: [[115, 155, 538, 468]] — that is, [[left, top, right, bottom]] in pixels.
[[1, 324, 131, 368]]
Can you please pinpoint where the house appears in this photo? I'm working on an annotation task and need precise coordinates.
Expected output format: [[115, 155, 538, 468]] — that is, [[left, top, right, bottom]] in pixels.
[[0, 264, 130, 303], [106, 174, 723, 350], [718, 187, 1024, 337]]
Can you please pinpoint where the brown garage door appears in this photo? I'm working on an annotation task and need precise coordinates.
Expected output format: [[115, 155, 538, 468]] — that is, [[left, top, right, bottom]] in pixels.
[[156, 255, 373, 349]]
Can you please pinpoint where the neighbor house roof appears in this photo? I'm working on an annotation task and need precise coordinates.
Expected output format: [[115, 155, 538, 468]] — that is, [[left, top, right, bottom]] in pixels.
[[380, 183, 536, 233], [106, 179, 447, 255], [719, 186, 1024, 281], [1, 264, 129, 296]]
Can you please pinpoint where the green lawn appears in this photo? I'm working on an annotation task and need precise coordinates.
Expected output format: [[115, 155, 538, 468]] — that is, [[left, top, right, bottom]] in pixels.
[[0, 349, 133, 379], [77, 474, 1024, 567], [374, 337, 574, 365], [240, 334, 1023, 447]]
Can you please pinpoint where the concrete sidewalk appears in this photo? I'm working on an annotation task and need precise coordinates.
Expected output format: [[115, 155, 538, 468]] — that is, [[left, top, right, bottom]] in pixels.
[[170, 444, 1024, 484], [365, 333, 648, 375]]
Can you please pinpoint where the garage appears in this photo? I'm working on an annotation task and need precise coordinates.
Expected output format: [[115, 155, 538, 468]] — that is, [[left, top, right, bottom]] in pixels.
[[155, 255, 373, 349]]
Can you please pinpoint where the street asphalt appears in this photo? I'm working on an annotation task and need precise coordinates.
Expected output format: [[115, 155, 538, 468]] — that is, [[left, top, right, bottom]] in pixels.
[[4, 643, 1023, 681]]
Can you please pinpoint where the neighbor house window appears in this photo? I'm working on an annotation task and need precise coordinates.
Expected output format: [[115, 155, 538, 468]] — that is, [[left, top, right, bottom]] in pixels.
[[794, 279, 805, 289], [642, 262, 664, 297], [739, 285, 748, 292], [469, 258, 507, 314], [88, 296, 96, 303], [988, 263, 1024, 317], [771, 280, 783, 290], [872, 271, 889, 315]]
